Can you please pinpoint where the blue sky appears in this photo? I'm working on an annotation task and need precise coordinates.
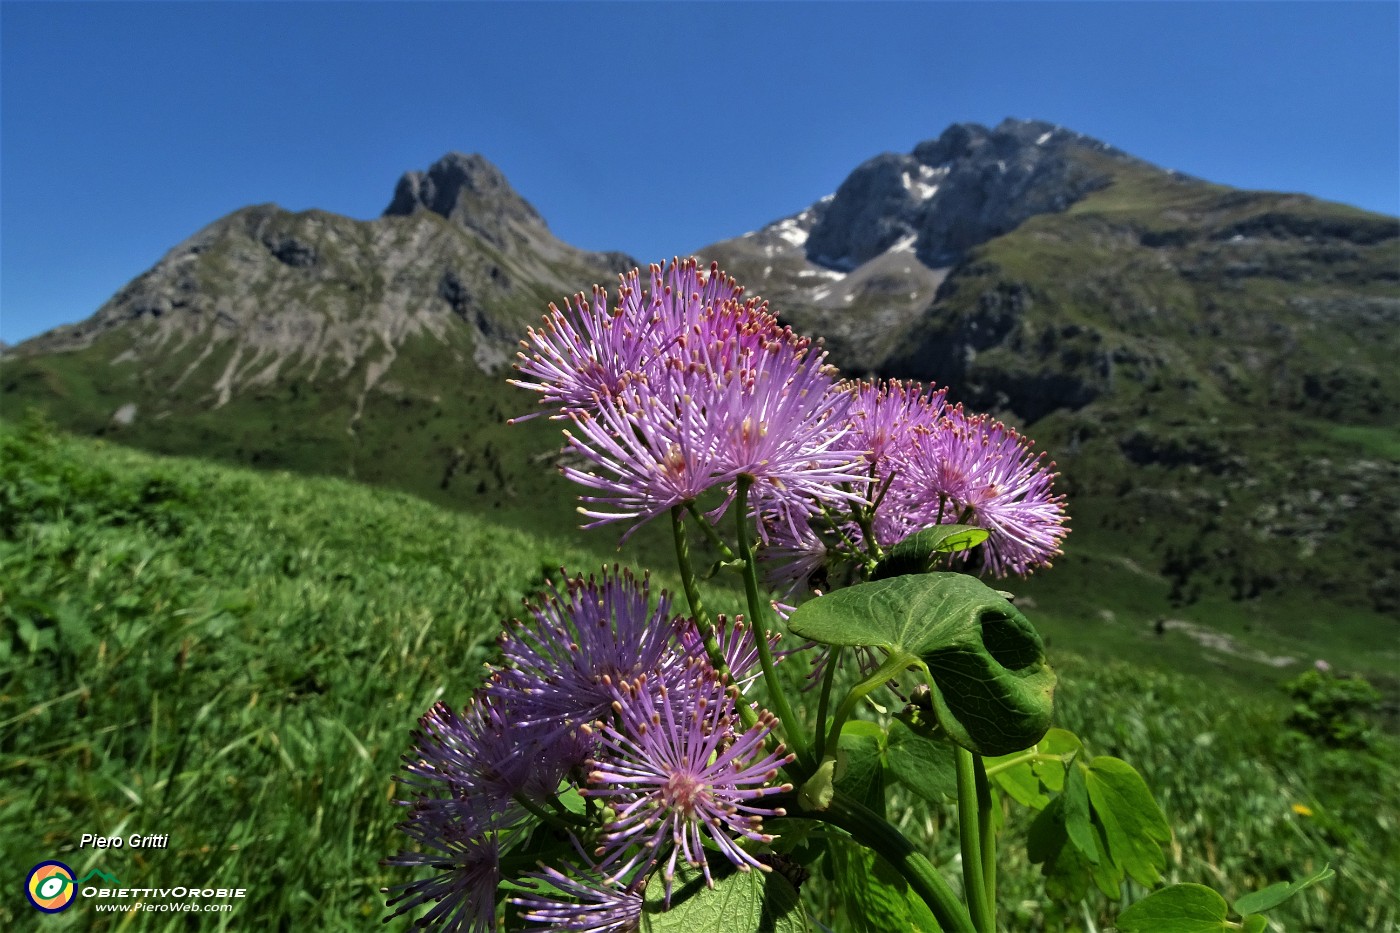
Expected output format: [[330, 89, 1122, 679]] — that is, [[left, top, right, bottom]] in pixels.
[[2, 1, 1397, 345]]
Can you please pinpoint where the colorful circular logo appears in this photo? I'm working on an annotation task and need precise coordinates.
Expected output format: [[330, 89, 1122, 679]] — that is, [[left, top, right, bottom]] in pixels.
[[26, 861, 77, 913]]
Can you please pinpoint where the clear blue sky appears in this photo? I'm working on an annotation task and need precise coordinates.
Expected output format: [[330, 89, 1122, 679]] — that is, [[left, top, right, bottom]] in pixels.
[[2, 1, 1397, 345]]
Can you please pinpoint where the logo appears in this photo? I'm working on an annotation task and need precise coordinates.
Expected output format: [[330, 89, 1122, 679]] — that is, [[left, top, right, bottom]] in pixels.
[[24, 863, 125, 913], [25, 861, 76, 913]]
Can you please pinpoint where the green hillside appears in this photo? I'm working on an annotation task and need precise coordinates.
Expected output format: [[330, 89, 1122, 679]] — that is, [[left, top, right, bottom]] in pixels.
[[3, 419, 1396, 930], [886, 156, 1400, 623], [1, 417, 604, 930]]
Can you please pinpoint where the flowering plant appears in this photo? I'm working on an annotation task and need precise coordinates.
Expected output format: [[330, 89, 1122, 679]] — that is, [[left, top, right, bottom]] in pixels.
[[384, 259, 1328, 932]]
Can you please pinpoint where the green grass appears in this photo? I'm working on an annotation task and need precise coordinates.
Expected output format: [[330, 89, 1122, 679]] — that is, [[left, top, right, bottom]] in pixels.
[[3, 421, 1396, 930], [1320, 423, 1400, 462], [1, 419, 605, 930]]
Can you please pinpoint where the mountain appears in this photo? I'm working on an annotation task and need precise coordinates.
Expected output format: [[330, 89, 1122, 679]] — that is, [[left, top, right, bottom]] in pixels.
[[16, 152, 634, 388], [699, 119, 1400, 616], [1, 153, 637, 536], [4, 121, 1398, 632]]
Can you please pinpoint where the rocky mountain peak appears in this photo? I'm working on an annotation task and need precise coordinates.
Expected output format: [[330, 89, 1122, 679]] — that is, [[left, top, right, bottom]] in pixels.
[[806, 118, 1136, 270], [383, 152, 548, 250]]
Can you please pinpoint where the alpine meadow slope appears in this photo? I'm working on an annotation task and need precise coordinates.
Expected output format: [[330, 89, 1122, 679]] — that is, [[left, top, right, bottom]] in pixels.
[[3, 119, 1397, 683]]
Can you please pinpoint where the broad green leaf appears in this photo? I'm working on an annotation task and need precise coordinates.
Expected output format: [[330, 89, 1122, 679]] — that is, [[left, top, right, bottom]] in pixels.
[[1232, 865, 1334, 915], [1085, 818, 1124, 899], [1063, 761, 1100, 865], [642, 860, 809, 933], [787, 574, 1055, 755], [828, 839, 938, 933], [885, 718, 957, 802], [1085, 756, 1171, 888], [1241, 915, 1270, 933], [871, 525, 990, 580], [1116, 883, 1231, 933], [555, 782, 587, 817]]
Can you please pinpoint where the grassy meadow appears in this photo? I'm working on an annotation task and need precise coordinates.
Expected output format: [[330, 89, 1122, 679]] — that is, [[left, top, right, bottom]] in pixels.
[[3, 418, 1397, 930]]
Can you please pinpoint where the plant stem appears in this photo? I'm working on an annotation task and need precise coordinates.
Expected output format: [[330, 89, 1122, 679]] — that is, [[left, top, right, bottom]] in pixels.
[[975, 753, 996, 924], [824, 651, 917, 756], [956, 746, 994, 933], [981, 751, 1066, 779], [734, 477, 811, 769], [808, 791, 978, 933], [671, 505, 758, 734], [670, 506, 719, 642], [852, 464, 887, 565], [814, 646, 842, 761], [685, 501, 736, 562]]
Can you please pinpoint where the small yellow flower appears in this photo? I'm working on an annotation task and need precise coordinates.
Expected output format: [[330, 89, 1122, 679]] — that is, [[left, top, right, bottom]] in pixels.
[[1291, 803, 1314, 817]]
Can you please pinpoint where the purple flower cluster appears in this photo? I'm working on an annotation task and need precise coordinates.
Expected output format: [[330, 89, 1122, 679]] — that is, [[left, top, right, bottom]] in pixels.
[[513, 258, 866, 539], [514, 259, 1066, 577], [761, 378, 1069, 590], [385, 568, 793, 931]]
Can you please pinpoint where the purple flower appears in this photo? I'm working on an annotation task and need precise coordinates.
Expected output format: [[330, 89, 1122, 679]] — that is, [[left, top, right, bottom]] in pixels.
[[397, 699, 570, 816], [674, 613, 770, 691], [516, 258, 865, 539], [845, 378, 948, 475], [383, 803, 505, 932], [512, 861, 643, 933], [561, 314, 862, 537], [757, 379, 1067, 583], [584, 671, 794, 902], [510, 283, 652, 418], [756, 380, 951, 593], [486, 568, 681, 758], [559, 374, 737, 532], [756, 512, 831, 596], [903, 407, 1069, 576], [511, 260, 745, 419]]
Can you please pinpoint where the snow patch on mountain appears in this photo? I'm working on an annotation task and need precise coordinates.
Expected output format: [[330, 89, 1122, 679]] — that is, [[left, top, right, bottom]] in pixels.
[[902, 164, 944, 201], [773, 218, 809, 247]]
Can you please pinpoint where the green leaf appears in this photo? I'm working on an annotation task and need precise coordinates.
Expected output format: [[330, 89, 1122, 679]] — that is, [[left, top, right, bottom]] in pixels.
[[1232, 864, 1334, 915], [884, 718, 957, 802], [988, 756, 1049, 809], [828, 839, 938, 933], [787, 573, 1055, 755], [798, 757, 836, 812], [1026, 793, 1066, 867], [1063, 761, 1100, 865], [1032, 728, 1082, 792], [1085, 756, 1171, 888], [641, 860, 810, 933], [554, 782, 588, 817], [871, 525, 990, 580], [984, 728, 1080, 809], [1116, 883, 1232, 933], [833, 719, 886, 814], [1241, 915, 1270, 933], [1026, 795, 1122, 902]]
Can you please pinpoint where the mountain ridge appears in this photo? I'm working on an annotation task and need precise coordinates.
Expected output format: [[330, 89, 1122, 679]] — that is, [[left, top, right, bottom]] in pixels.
[[4, 118, 1397, 621]]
